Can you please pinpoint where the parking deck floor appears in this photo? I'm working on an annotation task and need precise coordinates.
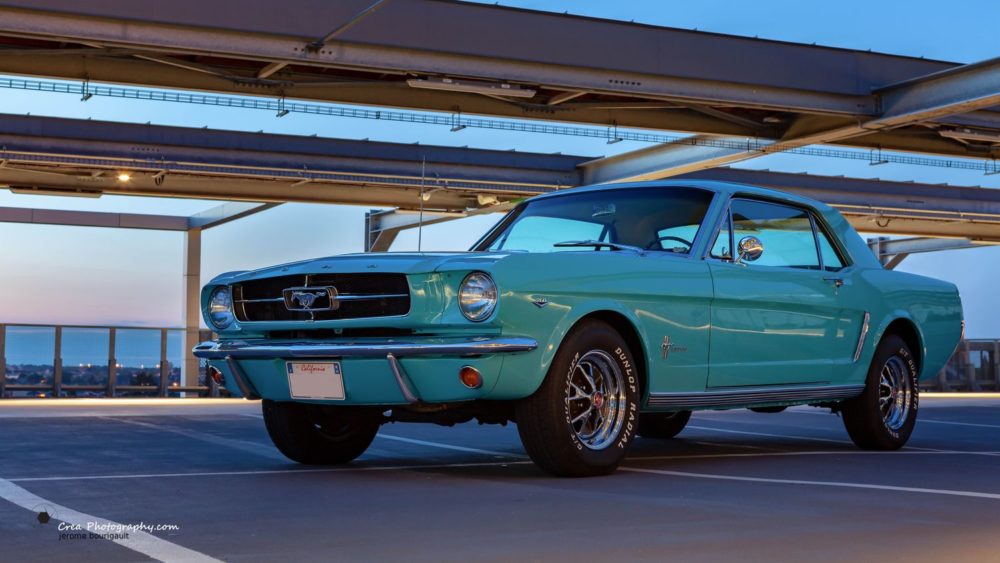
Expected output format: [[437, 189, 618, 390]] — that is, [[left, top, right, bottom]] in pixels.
[[1, 396, 998, 562]]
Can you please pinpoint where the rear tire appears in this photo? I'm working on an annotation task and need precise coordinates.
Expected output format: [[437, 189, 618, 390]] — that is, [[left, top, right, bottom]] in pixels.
[[637, 411, 692, 439], [262, 400, 380, 464], [516, 319, 640, 477], [841, 334, 918, 450]]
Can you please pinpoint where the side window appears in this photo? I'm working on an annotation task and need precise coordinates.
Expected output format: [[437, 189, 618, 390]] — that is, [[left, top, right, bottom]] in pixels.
[[656, 224, 700, 253], [815, 222, 846, 271], [710, 212, 732, 259], [730, 200, 820, 269]]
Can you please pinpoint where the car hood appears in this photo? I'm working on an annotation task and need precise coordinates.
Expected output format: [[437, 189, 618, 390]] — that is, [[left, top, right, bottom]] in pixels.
[[211, 252, 514, 284]]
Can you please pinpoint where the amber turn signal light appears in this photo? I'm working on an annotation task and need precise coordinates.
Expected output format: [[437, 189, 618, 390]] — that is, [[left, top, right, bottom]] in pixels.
[[459, 366, 482, 389]]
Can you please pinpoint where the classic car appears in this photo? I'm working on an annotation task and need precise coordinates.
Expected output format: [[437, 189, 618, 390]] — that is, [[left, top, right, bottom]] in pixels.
[[194, 180, 964, 476]]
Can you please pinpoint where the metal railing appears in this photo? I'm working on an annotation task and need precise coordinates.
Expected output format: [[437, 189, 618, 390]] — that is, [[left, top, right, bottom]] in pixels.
[[1, 322, 994, 398], [0, 323, 219, 398], [924, 339, 1000, 392]]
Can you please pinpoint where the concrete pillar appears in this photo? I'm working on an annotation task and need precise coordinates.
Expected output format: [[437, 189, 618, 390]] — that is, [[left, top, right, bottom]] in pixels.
[[183, 227, 203, 392]]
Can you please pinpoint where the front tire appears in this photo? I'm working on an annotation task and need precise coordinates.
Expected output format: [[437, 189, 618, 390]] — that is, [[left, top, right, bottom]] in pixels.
[[841, 334, 919, 450], [262, 400, 380, 464], [516, 320, 640, 477]]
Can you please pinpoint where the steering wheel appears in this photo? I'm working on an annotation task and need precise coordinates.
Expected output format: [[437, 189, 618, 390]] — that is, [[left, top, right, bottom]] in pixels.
[[647, 235, 694, 251]]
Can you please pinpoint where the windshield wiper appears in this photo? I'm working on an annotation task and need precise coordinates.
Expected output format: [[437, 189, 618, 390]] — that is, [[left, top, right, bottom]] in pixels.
[[553, 240, 646, 255]]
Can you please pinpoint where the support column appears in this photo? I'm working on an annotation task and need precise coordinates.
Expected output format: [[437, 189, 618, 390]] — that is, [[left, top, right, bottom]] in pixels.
[[0, 324, 6, 398], [183, 227, 202, 393], [52, 326, 62, 397]]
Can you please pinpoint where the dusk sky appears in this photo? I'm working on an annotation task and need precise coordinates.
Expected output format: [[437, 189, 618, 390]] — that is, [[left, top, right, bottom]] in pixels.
[[0, 0, 998, 338]]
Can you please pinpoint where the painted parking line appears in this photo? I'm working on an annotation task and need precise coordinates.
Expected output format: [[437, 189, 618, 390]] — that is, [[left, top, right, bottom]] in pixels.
[[0, 477, 221, 562], [8, 446, 1000, 484], [355, 434, 1000, 501], [619, 466, 1000, 501], [686, 424, 855, 445], [916, 419, 1000, 429], [8, 460, 534, 483], [376, 434, 518, 457], [103, 417, 288, 461], [784, 408, 1000, 429], [629, 449, 1000, 462], [685, 423, 1000, 456], [103, 416, 400, 461]]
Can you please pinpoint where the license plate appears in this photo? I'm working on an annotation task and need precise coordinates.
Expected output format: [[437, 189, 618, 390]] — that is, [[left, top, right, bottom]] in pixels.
[[286, 362, 345, 400]]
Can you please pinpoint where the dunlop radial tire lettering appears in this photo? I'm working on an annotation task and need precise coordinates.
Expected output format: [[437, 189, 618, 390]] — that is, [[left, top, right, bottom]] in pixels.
[[516, 319, 640, 477]]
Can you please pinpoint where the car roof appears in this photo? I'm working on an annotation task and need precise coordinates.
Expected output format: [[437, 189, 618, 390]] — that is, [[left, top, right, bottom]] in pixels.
[[532, 179, 834, 213]]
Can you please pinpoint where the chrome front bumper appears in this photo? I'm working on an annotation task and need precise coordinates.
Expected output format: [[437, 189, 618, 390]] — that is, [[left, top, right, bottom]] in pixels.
[[192, 336, 538, 360], [193, 336, 538, 404]]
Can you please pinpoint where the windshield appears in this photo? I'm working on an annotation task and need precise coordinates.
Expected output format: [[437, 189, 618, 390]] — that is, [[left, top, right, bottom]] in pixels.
[[475, 187, 713, 254]]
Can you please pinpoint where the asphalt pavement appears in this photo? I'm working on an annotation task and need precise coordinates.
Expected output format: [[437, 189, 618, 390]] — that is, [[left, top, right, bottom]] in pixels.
[[1, 396, 998, 562]]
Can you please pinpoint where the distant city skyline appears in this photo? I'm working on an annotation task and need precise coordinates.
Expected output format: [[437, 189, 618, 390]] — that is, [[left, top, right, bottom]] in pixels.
[[0, 0, 997, 338]]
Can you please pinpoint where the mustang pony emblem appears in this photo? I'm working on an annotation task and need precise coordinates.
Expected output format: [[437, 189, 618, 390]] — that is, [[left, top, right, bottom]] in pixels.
[[282, 286, 338, 316], [291, 291, 323, 309]]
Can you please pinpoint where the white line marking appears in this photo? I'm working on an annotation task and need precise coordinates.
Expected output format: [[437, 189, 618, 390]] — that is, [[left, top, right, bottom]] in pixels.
[[686, 424, 1000, 456], [619, 466, 1000, 500], [0, 477, 221, 562], [9, 461, 534, 483], [102, 417, 288, 461], [785, 407, 1000, 429], [11, 447, 1000, 483], [687, 424, 854, 445], [630, 450, 1000, 462], [690, 440, 785, 452], [918, 419, 1000, 429], [377, 434, 522, 457]]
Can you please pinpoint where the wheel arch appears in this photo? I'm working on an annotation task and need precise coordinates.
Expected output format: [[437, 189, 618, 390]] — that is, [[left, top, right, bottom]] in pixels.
[[575, 310, 648, 400], [878, 315, 924, 375]]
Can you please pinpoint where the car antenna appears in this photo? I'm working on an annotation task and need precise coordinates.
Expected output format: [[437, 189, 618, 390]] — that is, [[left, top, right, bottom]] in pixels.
[[418, 156, 425, 253]]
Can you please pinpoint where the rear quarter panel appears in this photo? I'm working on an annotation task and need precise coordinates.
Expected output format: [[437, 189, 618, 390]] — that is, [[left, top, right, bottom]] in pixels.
[[859, 268, 963, 381]]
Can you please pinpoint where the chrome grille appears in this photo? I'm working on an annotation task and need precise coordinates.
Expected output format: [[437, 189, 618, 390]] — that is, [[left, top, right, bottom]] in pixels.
[[233, 273, 410, 322]]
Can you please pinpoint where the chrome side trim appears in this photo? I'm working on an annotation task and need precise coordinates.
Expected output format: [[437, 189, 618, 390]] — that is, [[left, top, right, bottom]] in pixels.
[[853, 311, 871, 363], [386, 353, 420, 404], [647, 384, 864, 409], [193, 336, 538, 361], [224, 355, 261, 400]]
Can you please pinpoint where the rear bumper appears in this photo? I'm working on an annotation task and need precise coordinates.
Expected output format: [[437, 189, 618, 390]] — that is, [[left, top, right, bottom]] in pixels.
[[193, 336, 538, 404], [192, 336, 538, 360]]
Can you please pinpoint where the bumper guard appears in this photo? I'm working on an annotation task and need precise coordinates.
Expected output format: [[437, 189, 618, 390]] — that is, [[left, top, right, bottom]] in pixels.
[[193, 336, 538, 404]]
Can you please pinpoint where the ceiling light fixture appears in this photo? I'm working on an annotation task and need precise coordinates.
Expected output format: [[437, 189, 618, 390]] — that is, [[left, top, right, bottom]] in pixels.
[[9, 186, 103, 198], [117, 172, 132, 182]]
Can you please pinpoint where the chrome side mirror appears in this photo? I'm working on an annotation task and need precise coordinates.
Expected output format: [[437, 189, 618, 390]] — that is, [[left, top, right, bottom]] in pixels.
[[736, 236, 764, 263]]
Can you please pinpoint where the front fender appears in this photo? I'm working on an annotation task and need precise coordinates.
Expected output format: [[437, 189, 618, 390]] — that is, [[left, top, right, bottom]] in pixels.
[[485, 296, 644, 399]]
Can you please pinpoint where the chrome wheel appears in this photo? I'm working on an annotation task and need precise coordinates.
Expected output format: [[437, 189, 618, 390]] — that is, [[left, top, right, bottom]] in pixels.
[[566, 349, 628, 450], [878, 356, 913, 432]]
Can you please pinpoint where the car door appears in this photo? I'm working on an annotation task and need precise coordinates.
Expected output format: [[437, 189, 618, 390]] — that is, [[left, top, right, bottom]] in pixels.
[[706, 198, 857, 388]]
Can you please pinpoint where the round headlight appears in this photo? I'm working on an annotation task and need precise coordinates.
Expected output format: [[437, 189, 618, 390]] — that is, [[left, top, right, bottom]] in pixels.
[[208, 286, 234, 329], [459, 272, 497, 322]]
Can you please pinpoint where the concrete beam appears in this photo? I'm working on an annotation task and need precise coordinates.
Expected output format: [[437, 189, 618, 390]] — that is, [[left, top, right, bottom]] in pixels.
[[365, 208, 465, 252], [0, 205, 190, 230], [580, 135, 772, 184], [874, 56, 1000, 129], [188, 202, 278, 230], [866, 236, 988, 269]]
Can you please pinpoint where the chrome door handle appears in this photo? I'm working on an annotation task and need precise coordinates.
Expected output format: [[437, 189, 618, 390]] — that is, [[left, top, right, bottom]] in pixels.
[[824, 277, 844, 288]]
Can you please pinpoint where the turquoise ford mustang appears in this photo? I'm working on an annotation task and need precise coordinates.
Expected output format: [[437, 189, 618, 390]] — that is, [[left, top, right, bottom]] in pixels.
[[194, 180, 963, 476]]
